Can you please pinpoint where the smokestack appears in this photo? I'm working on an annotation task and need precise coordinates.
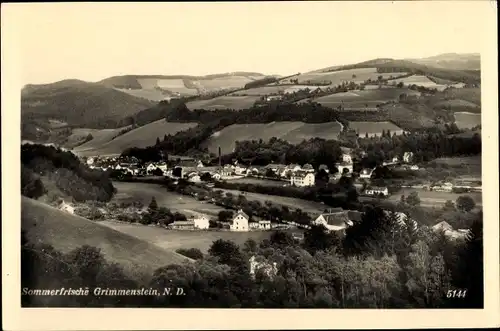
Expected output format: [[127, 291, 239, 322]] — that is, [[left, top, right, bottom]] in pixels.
[[218, 146, 221, 168]]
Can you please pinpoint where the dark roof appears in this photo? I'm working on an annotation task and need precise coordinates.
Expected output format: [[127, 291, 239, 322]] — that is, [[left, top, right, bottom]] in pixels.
[[234, 209, 249, 220], [347, 210, 363, 222], [322, 212, 350, 227]]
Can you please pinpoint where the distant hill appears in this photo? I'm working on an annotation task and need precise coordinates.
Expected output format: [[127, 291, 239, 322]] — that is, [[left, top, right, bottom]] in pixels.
[[98, 72, 268, 101], [21, 80, 155, 130], [406, 53, 481, 71], [21, 196, 191, 278]]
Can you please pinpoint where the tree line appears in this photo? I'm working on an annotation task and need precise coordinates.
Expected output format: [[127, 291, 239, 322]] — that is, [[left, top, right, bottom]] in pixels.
[[21, 206, 483, 308]]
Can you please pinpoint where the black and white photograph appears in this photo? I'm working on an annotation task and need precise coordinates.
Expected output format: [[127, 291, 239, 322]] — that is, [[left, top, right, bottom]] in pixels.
[[2, 1, 499, 329]]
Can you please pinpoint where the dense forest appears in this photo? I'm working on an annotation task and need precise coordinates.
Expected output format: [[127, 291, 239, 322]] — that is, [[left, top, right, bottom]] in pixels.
[[21, 205, 483, 308], [21, 144, 115, 202]]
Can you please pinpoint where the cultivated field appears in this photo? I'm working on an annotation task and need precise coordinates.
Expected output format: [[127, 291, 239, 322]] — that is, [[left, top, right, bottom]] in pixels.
[[349, 121, 404, 136], [137, 78, 198, 96], [281, 68, 408, 85], [386, 105, 435, 129], [204, 121, 344, 154], [99, 221, 274, 253], [454, 112, 481, 129], [66, 126, 131, 150], [433, 99, 480, 111], [218, 188, 326, 216], [115, 88, 169, 102], [21, 197, 191, 278], [186, 96, 260, 110], [74, 120, 197, 156], [312, 88, 420, 109], [387, 188, 482, 208], [196, 75, 264, 91], [112, 181, 226, 217], [228, 177, 288, 188], [392, 75, 448, 90], [444, 88, 481, 106]]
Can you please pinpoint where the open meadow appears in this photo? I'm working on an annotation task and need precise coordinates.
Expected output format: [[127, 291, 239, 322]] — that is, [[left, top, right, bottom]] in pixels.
[[186, 95, 260, 110], [281, 68, 408, 85], [98, 221, 275, 253], [115, 88, 169, 102], [228, 177, 288, 188], [386, 188, 482, 208], [21, 197, 191, 278], [392, 75, 448, 90], [217, 188, 327, 216], [312, 88, 420, 109], [204, 121, 344, 155], [66, 126, 131, 150], [454, 112, 481, 129], [349, 121, 404, 136], [112, 181, 226, 217], [74, 120, 198, 157]]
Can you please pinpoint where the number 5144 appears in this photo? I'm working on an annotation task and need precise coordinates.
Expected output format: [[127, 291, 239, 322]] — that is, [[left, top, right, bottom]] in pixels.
[[447, 289, 467, 298]]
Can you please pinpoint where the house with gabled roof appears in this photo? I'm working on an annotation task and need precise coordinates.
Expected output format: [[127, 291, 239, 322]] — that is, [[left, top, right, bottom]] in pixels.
[[230, 209, 249, 232], [290, 171, 315, 187], [313, 209, 353, 232]]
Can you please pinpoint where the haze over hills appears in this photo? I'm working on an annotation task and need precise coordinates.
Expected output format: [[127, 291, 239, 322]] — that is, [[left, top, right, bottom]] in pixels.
[[405, 53, 480, 71]]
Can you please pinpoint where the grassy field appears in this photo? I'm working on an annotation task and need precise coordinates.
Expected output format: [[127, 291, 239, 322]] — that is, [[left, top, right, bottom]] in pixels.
[[443, 88, 481, 106], [112, 181, 226, 217], [218, 188, 326, 216], [454, 112, 481, 129], [433, 99, 480, 111], [435, 156, 481, 166], [115, 88, 169, 102], [204, 121, 343, 154], [186, 96, 260, 110], [349, 121, 404, 136], [392, 75, 448, 90], [228, 177, 288, 188], [386, 104, 436, 129], [386, 188, 482, 208], [65, 126, 131, 149], [74, 120, 197, 156], [281, 68, 408, 85], [312, 88, 420, 109], [21, 197, 191, 278], [99, 221, 275, 253]]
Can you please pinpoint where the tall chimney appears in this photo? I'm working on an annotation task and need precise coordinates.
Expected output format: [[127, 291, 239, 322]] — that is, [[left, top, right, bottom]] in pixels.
[[218, 146, 221, 168]]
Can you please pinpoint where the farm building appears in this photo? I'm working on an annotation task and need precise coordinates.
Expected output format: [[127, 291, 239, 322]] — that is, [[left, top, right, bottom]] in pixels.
[[364, 186, 389, 197], [313, 208, 355, 233], [230, 209, 249, 232], [249, 220, 272, 230], [57, 200, 75, 215], [336, 162, 353, 175], [290, 171, 315, 187], [359, 168, 374, 179], [168, 220, 195, 230]]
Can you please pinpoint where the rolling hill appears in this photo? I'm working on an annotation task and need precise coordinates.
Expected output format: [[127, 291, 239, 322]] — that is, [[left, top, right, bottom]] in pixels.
[[21, 196, 192, 277], [73, 119, 198, 157], [21, 80, 155, 129], [99, 72, 267, 101], [406, 53, 480, 71]]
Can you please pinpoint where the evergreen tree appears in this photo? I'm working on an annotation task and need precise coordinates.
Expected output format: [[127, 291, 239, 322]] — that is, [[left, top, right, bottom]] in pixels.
[[148, 196, 158, 211]]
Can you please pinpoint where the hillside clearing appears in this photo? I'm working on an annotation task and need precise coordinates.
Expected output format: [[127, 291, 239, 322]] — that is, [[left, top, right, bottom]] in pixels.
[[312, 88, 420, 109], [281, 68, 408, 85], [74, 120, 197, 156], [204, 121, 343, 155], [349, 121, 404, 136], [65, 126, 131, 149], [112, 181, 226, 217], [21, 197, 191, 278], [392, 75, 448, 90], [454, 112, 481, 129], [99, 221, 274, 253], [186, 96, 260, 110]]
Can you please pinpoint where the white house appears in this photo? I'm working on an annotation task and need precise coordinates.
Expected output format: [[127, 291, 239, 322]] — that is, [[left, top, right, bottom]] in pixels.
[[249, 220, 272, 230], [286, 164, 302, 172], [230, 209, 249, 232], [290, 172, 315, 187], [234, 165, 247, 175], [57, 200, 75, 215], [392, 156, 399, 163], [336, 162, 353, 175], [86, 157, 95, 165], [403, 151, 414, 163], [342, 153, 353, 164], [302, 164, 315, 173], [364, 186, 389, 197], [313, 209, 353, 232], [192, 214, 210, 230], [156, 162, 168, 173], [146, 163, 157, 174], [410, 165, 419, 170], [188, 174, 201, 183]]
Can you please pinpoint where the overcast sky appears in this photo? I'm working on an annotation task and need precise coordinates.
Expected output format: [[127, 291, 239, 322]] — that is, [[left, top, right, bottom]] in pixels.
[[4, 1, 493, 84]]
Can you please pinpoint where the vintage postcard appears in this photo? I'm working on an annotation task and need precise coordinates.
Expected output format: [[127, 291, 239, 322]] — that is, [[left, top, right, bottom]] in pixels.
[[2, 1, 499, 330]]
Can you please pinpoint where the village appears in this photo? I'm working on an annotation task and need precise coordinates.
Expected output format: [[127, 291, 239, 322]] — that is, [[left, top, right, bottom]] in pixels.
[[73, 147, 478, 242]]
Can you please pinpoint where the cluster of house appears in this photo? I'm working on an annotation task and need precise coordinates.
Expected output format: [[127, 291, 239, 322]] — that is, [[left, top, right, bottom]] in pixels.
[[85, 156, 170, 176], [167, 209, 272, 232]]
